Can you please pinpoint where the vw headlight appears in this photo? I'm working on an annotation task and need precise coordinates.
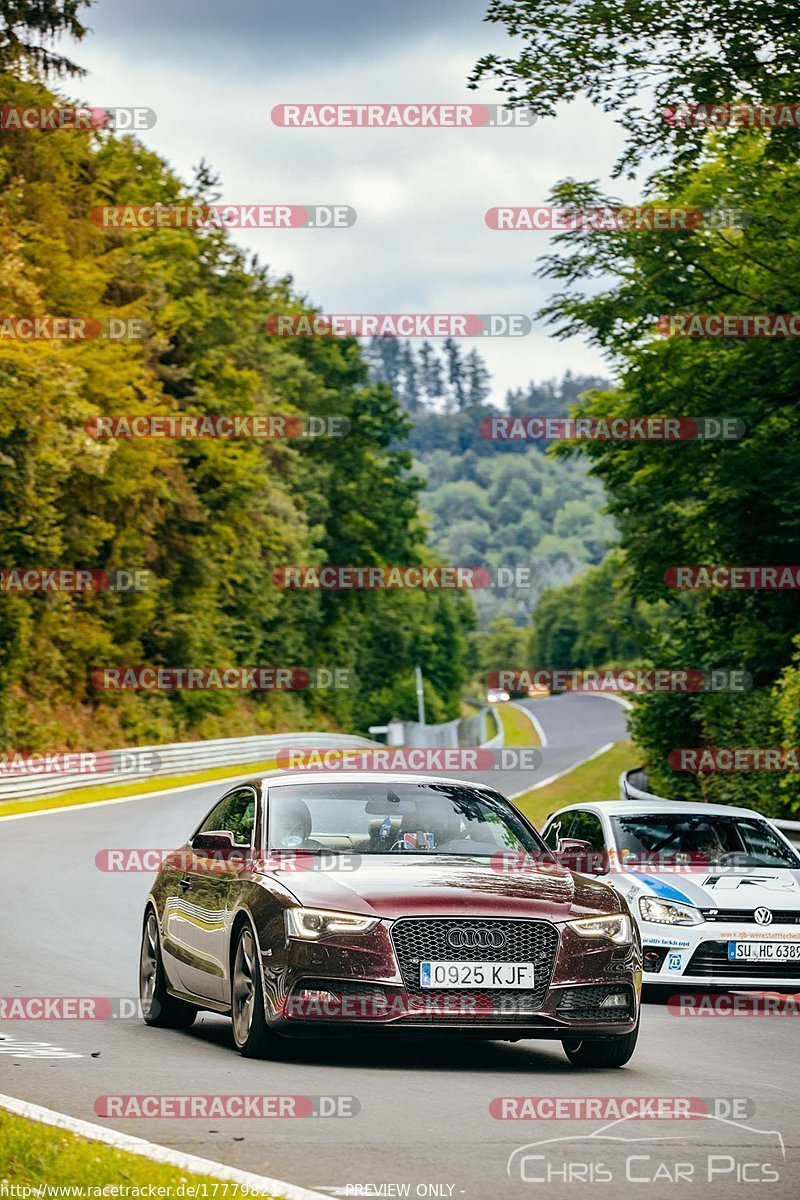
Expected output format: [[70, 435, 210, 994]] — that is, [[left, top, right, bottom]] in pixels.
[[285, 907, 379, 940], [638, 896, 703, 925], [568, 913, 633, 945]]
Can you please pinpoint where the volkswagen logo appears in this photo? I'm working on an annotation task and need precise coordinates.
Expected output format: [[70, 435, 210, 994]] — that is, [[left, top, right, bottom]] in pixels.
[[754, 907, 773, 926], [446, 927, 507, 950]]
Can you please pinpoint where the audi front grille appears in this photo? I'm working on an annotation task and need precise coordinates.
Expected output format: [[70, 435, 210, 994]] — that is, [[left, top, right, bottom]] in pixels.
[[389, 917, 559, 1018]]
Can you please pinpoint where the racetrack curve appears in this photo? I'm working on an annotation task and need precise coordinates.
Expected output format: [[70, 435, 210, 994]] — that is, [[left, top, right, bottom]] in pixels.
[[2, 693, 798, 1198]]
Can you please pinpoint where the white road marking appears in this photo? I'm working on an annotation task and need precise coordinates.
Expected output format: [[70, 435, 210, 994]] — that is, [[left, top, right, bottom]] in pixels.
[[509, 741, 616, 801], [0, 771, 264, 823], [0, 1032, 83, 1059], [510, 700, 548, 746]]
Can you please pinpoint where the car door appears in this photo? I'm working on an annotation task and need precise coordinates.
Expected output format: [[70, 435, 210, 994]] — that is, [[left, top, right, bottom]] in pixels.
[[168, 785, 259, 1003]]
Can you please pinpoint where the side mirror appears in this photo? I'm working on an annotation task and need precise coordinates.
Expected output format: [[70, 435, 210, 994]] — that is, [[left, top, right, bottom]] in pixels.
[[192, 830, 239, 857], [557, 837, 607, 876]]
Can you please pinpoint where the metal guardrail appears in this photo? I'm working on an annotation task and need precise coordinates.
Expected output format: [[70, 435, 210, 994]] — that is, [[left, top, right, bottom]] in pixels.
[[0, 707, 506, 807], [0, 732, 380, 805], [619, 766, 800, 846], [387, 703, 502, 750]]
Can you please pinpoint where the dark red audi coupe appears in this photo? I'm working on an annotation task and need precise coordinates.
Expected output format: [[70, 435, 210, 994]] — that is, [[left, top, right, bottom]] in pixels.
[[140, 772, 641, 1066]]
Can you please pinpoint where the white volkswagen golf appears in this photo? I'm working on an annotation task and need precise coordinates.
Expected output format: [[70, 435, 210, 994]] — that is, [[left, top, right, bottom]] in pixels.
[[540, 800, 800, 992]]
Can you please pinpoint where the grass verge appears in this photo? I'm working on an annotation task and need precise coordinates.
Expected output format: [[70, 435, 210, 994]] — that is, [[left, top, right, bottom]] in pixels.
[[495, 701, 541, 748], [514, 741, 634, 828], [0, 1109, 279, 1195], [0, 758, 279, 819]]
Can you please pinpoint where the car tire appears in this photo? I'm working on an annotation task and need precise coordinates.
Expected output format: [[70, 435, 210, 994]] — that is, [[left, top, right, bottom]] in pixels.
[[139, 909, 197, 1029], [231, 923, 277, 1058], [561, 1020, 639, 1068]]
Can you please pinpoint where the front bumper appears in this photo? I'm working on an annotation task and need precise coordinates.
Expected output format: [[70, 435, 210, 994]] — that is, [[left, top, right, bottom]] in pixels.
[[641, 922, 800, 989], [264, 915, 641, 1039]]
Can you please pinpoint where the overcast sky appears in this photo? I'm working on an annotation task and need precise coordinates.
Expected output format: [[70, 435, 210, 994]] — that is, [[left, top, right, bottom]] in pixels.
[[62, 0, 633, 401]]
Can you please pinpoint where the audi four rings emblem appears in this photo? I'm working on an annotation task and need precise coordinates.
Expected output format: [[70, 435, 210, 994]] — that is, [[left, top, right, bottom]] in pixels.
[[754, 907, 773, 925], [446, 927, 507, 950]]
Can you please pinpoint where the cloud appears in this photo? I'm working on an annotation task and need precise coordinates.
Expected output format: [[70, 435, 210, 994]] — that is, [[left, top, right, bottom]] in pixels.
[[65, 0, 629, 397]]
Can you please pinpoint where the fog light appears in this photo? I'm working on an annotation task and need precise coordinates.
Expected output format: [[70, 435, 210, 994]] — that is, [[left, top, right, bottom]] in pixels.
[[599, 991, 629, 1009], [643, 946, 668, 972], [298, 987, 335, 1001]]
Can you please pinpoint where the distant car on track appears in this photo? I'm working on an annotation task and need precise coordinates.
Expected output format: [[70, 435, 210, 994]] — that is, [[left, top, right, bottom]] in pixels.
[[540, 799, 800, 992], [140, 772, 641, 1064], [486, 687, 510, 703]]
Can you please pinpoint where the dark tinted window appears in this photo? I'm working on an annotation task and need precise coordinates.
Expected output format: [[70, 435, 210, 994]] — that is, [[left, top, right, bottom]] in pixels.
[[569, 810, 605, 851], [542, 814, 571, 850], [196, 787, 256, 847], [610, 814, 799, 868]]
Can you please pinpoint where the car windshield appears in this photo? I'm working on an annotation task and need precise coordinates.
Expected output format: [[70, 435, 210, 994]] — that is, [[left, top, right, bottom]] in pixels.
[[267, 780, 549, 857], [610, 813, 800, 868]]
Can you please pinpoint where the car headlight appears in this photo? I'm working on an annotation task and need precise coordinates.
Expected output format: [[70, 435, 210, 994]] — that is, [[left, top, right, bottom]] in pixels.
[[567, 913, 633, 945], [638, 895, 703, 925], [284, 907, 379, 940]]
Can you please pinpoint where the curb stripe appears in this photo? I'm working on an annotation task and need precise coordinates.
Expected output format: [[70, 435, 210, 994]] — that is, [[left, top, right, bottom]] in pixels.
[[0, 1092, 327, 1200]]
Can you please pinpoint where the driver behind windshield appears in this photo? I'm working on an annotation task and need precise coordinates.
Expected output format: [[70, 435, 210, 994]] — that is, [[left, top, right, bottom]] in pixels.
[[399, 795, 462, 850], [272, 796, 325, 850]]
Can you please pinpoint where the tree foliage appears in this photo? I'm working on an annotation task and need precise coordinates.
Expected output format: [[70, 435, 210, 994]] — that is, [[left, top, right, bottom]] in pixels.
[[0, 71, 472, 747], [535, 139, 800, 815], [0, 1, 90, 77], [470, 0, 800, 177]]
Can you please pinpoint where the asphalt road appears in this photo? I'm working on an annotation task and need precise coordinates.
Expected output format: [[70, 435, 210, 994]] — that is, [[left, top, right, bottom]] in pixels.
[[2, 694, 798, 1199]]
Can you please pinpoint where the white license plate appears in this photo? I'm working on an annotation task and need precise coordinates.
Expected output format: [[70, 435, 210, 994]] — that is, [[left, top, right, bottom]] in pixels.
[[419, 961, 535, 989], [727, 941, 800, 962]]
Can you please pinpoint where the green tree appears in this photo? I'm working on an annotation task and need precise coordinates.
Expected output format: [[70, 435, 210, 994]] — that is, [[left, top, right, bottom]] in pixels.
[[470, 0, 800, 177], [536, 142, 800, 815], [0, 68, 473, 747], [0, 1, 90, 77]]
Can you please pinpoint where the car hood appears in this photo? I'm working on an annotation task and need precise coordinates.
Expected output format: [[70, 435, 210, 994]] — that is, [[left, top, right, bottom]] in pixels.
[[266, 855, 621, 921], [618, 867, 800, 911]]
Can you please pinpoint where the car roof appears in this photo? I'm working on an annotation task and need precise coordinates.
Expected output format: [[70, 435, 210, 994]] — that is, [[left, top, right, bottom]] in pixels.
[[256, 770, 505, 789], [545, 798, 778, 821]]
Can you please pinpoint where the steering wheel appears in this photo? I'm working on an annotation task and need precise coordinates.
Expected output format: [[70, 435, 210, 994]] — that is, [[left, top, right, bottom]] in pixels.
[[716, 851, 763, 867]]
